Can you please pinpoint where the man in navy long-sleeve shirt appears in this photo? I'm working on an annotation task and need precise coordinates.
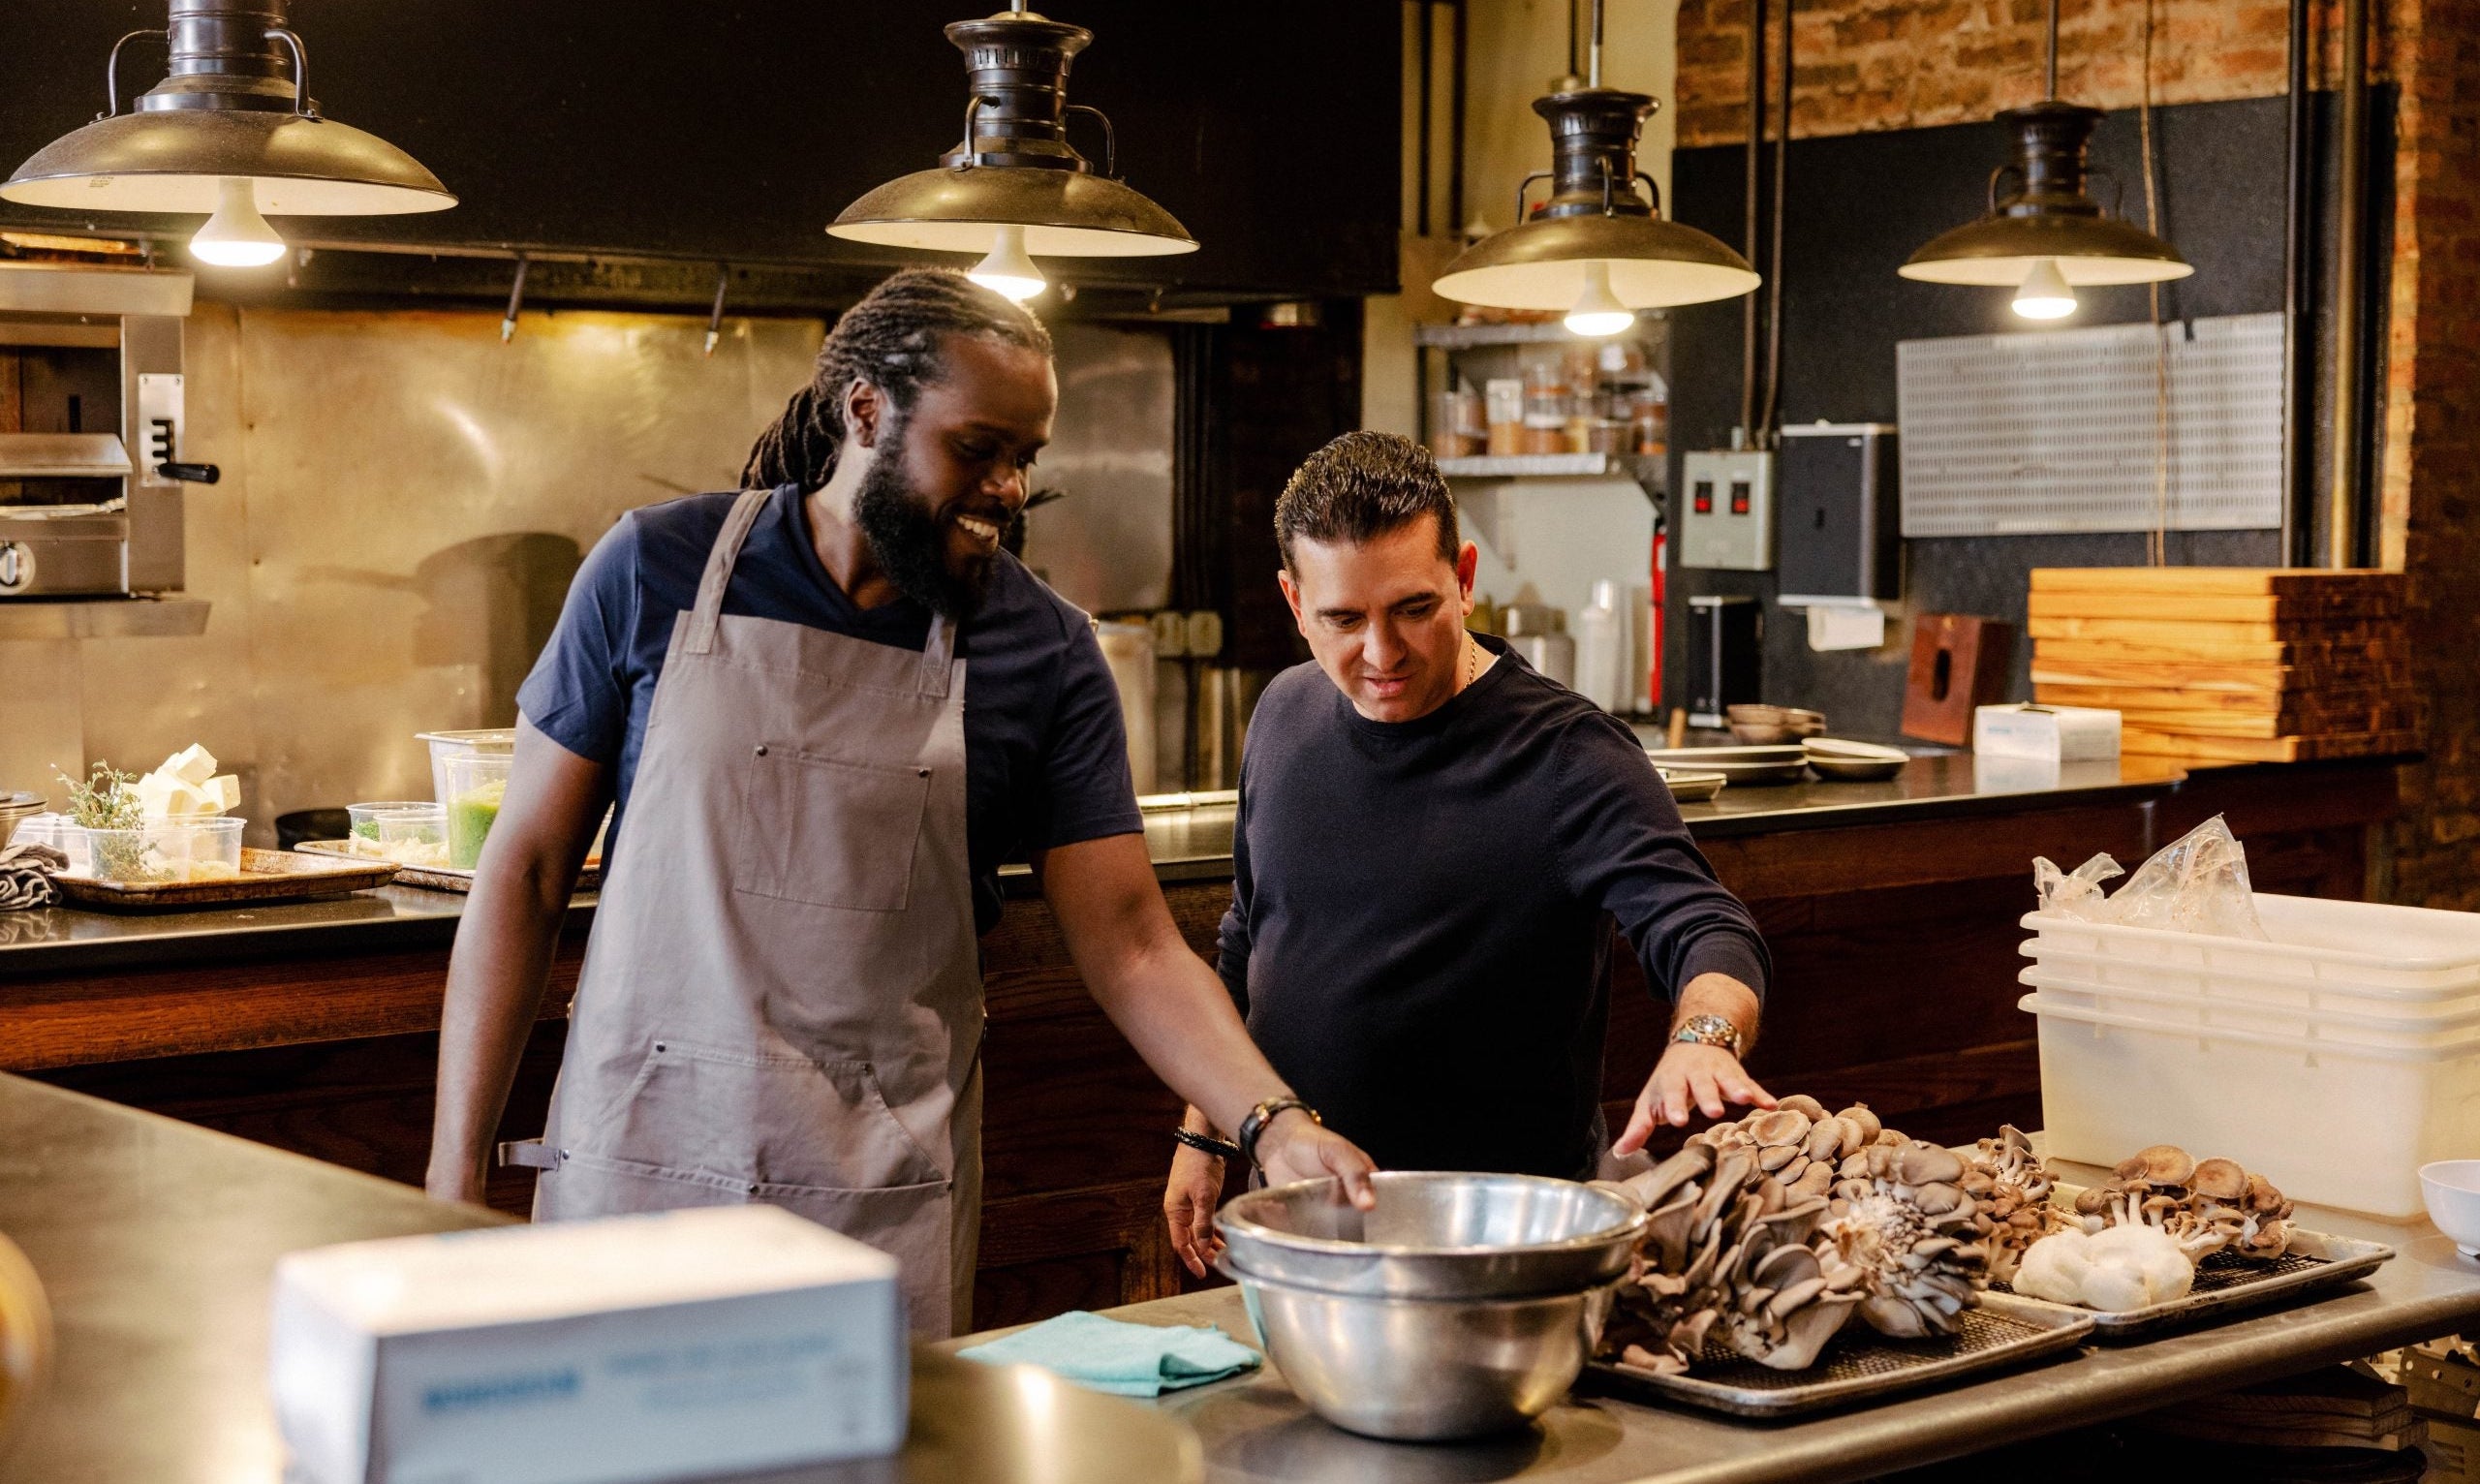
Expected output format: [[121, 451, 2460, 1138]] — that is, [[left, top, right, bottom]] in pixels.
[[1162, 432, 1778, 1277]]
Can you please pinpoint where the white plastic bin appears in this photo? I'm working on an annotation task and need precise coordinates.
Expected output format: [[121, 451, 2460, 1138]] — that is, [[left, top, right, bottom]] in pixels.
[[2019, 967, 2480, 1046], [2023, 894, 2480, 998], [2022, 990, 2480, 1219]]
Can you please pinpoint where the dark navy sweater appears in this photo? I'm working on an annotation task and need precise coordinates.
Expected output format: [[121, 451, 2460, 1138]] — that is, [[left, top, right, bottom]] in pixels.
[[1218, 634, 1771, 1177]]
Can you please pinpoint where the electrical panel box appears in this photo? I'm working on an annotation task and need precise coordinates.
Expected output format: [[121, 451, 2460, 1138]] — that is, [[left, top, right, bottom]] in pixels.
[[1778, 422, 1900, 603], [1680, 449, 1775, 572]]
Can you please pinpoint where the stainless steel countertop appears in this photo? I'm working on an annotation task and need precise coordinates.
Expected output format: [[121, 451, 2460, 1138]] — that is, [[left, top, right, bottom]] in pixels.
[[945, 1156, 2480, 1484], [0, 1071, 1200, 1484]]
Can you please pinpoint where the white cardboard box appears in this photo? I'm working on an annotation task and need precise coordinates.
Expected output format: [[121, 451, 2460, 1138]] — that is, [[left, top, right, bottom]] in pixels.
[[1973, 701, 2122, 761], [270, 1205, 906, 1484]]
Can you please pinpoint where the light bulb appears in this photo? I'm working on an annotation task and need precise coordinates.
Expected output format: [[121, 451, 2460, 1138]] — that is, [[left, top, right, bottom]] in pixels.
[[1562, 262, 1635, 337], [2012, 258, 2078, 321], [967, 225, 1045, 302], [190, 177, 286, 268]]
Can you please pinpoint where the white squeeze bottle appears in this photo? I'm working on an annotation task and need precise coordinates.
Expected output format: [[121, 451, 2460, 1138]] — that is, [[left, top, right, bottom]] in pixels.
[[1576, 579, 1624, 712]]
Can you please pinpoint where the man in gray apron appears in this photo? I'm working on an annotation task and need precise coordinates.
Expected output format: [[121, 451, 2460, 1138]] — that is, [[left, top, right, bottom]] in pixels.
[[427, 270, 1375, 1336]]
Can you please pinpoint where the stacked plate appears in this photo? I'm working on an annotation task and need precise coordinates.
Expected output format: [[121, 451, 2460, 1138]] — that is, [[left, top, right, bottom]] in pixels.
[[0, 793, 45, 848]]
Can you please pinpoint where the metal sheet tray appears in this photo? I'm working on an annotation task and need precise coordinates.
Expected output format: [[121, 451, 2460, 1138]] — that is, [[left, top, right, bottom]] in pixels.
[[1989, 1220, 2395, 1340], [1583, 1292, 2092, 1419], [295, 840, 603, 895]]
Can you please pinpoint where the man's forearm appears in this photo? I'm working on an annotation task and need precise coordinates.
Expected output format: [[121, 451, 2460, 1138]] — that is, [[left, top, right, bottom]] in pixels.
[[1086, 931, 1298, 1143], [426, 850, 574, 1196], [1672, 972, 1762, 1046]]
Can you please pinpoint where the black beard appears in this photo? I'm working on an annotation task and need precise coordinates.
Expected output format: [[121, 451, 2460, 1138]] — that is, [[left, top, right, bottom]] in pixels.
[[851, 427, 991, 621]]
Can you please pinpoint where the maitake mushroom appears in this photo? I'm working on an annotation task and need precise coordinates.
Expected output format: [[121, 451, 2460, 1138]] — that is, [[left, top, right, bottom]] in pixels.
[[1596, 1141, 1870, 1375], [2069, 1145, 2295, 1262], [1598, 1100, 1993, 1372], [1959, 1126, 2068, 1281], [1819, 1139, 1990, 1339]]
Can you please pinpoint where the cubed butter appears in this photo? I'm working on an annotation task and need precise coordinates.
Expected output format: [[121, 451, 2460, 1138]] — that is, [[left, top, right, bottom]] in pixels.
[[269, 1205, 907, 1484], [135, 772, 211, 819], [162, 743, 219, 787], [202, 774, 240, 814]]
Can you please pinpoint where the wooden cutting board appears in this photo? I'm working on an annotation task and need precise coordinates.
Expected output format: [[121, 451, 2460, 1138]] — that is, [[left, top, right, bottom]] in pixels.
[[2029, 566, 2403, 595], [52, 848, 399, 912], [2027, 614, 2402, 645], [2027, 591, 2403, 622], [2030, 659, 2413, 694], [2120, 727, 2422, 763]]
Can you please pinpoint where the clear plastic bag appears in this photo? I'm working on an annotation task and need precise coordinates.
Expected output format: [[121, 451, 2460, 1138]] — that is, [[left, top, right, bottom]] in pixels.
[[2031, 815, 2269, 940]]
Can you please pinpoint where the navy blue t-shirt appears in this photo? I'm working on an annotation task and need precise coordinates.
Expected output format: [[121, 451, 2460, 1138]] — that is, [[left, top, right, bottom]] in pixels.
[[516, 484, 1142, 932]]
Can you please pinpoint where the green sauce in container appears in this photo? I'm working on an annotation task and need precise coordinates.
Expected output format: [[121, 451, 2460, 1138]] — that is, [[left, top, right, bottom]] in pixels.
[[448, 778, 508, 870]]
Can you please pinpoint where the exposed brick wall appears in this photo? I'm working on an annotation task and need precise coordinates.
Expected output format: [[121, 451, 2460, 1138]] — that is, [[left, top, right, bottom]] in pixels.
[[1674, 0, 2353, 147], [1669, 0, 2480, 908]]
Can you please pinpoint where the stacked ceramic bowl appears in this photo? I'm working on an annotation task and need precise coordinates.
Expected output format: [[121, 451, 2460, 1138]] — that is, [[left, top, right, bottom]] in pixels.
[[1214, 1172, 1645, 1439]]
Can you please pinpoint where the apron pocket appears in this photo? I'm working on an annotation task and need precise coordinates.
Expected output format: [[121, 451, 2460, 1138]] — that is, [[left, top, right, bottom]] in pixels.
[[595, 1038, 947, 1191], [736, 746, 930, 912]]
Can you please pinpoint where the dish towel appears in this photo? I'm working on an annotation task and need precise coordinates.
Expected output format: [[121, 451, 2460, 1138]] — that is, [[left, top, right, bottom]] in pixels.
[[956, 1310, 1262, 1398], [0, 843, 67, 911]]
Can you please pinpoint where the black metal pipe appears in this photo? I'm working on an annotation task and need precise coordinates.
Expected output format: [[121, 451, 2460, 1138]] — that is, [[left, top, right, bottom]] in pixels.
[[2328, 0, 2367, 568], [1448, 0, 1467, 232], [1741, 0, 1765, 436], [2281, 0, 2312, 566], [1757, 0, 1791, 441], [1416, 0, 1434, 237]]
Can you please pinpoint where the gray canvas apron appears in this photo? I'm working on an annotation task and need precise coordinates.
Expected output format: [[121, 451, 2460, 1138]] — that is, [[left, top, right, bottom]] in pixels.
[[515, 487, 984, 1337]]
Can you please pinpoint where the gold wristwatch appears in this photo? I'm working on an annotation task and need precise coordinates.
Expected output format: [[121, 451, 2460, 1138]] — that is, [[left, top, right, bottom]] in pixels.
[[1671, 1014, 1745, 1055]]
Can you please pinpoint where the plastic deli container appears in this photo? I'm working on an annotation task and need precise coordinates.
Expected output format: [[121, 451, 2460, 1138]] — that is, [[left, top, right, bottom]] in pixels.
[[346, 802, 450, 868], [2021, 990, 2480, 1220], [13, 816, 246, 884], [416, 729, 515, 810], [440, 753, 512, 870]]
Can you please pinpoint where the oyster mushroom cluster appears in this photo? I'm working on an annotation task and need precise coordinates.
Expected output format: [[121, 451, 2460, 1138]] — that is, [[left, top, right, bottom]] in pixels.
[[1681, 1094, 1899, 1202], [2073, 1144, 2294, 1262], [1596, 1141, 1868, 1375], [1818, 1138, 1991, 1339], [1596, 1098, 1994, 1374], [1960, 1126, 2068, 1281]]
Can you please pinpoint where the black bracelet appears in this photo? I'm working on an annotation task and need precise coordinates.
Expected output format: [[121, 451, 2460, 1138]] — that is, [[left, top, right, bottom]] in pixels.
[[1236, 1097, 1320, 1168], [1173, 1128, 1243, 1161]]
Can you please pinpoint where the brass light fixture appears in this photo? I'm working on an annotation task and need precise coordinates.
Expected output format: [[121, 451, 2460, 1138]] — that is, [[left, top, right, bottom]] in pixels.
[[1900, 0, 2190, 319], [3, 0, 453, 269], [829, 4, 1196, 302], [1432, 0, 1758, 334]]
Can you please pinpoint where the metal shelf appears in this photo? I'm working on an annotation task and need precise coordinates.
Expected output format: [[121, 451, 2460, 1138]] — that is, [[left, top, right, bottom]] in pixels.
[[1413, 317, 1666, 349], [0, 597, 209, 640], [1439, 452, 1667, 501]]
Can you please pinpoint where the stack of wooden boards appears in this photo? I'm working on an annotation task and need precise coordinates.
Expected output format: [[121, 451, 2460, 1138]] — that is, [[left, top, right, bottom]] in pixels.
[[2028, 567, 2419, 764]]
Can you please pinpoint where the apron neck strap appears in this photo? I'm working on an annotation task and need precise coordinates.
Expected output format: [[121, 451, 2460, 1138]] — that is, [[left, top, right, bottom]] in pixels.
[[918, 613, 955, 698], [684, 488, 776, 655]]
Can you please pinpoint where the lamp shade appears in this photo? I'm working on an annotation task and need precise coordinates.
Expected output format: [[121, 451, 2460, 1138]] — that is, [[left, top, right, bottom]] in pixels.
[[1901, 102, 2187, 288], [1435, 88, 1757, 312], [2, 0, 451, 218], [829, 11, 1195, 259]]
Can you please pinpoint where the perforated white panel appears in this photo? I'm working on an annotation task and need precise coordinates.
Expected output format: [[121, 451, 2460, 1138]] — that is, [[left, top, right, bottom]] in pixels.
[[1896, 312, 2282, 537]]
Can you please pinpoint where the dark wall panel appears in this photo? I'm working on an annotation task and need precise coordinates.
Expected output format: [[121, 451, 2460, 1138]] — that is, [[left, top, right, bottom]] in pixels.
[[0, 2, 1401, 297], [1663, 90, 2394, 734]]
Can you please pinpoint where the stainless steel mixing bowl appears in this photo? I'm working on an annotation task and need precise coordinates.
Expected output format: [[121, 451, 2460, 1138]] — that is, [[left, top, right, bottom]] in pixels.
[[1222, 1253, 1620, 1440], [1214, 1171, 1646, 1299]]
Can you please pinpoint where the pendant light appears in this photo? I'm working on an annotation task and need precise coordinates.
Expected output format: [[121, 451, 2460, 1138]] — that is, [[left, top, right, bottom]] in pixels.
[[829, 5, 1196, 300], [1900, 0, 2189, 316], [4, 0, 454, 269], [1432, 0, 1759, 331]]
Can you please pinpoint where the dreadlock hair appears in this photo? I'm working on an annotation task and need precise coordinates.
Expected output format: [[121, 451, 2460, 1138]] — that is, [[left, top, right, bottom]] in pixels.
[[741, 267, 1054, 491]]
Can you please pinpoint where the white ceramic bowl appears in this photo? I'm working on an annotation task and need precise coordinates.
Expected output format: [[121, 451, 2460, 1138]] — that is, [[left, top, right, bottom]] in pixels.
[[2418, 1159, 2480, 1257]]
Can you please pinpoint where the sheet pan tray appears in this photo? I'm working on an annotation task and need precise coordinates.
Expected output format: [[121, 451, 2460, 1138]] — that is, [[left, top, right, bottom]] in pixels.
[[1584, 1291, 2092, 1419]]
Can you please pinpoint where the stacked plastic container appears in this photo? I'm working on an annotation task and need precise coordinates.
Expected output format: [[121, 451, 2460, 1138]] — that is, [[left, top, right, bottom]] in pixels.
[[2020, 893, 2480, 1219]]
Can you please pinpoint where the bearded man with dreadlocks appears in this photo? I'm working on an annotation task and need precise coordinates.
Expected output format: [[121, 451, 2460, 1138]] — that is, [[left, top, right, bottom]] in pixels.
[[428, 269, 1375, 1335]]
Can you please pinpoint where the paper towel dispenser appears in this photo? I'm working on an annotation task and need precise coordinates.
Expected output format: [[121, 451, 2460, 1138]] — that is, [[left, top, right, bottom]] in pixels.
[[1777, 422, 1900, 604]]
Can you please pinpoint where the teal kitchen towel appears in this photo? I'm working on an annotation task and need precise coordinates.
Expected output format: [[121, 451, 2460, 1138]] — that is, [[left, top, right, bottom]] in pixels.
[[956, 1310, 1262, 1398]]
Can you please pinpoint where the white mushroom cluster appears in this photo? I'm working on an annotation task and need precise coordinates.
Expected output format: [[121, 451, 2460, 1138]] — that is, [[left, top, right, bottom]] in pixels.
[[1596, 1098, 1994, 1374], [2072, 1144, 2295, 1263], [2012, 1205, 2200, 1312], [1818, 1139, 1990, 1340], [1960, 1126, 2067, 1281]]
